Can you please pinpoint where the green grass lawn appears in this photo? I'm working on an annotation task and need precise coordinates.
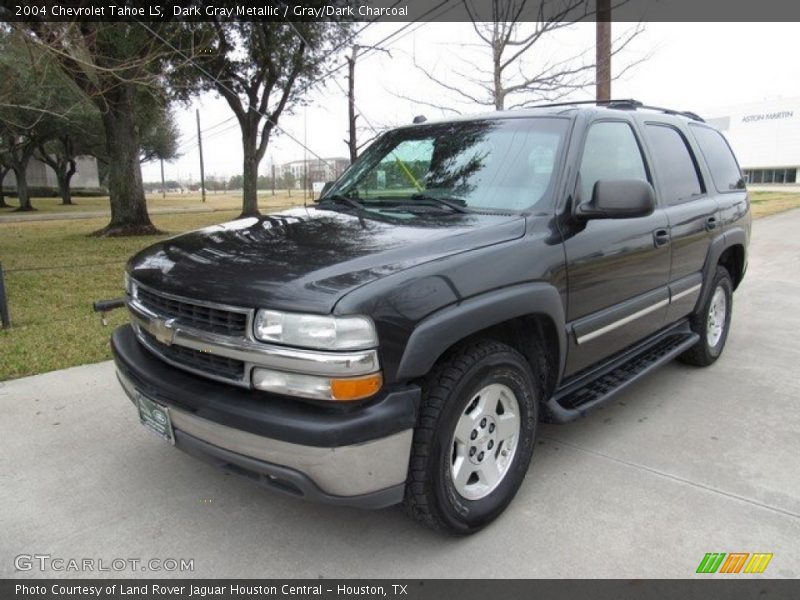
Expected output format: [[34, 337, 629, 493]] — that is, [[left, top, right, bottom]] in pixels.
[[748, 191, 800, 218], [0, 190, 304, 215], [0, 191, 798, 381], [0, 210, 251, 380]]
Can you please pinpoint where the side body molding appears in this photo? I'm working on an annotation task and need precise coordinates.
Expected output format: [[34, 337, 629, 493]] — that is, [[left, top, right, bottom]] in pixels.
[[395, 282, 567, 382]]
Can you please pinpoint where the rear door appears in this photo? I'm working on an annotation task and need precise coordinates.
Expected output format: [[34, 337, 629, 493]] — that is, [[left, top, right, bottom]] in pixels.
[[562, 118, 671, 376], [640, 120, 717, 322]]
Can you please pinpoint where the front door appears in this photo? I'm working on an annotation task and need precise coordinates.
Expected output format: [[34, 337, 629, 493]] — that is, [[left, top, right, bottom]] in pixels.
[[561, 119, 671, 376]]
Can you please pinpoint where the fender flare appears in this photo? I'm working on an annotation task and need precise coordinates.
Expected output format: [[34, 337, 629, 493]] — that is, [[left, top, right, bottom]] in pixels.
[[696, 227, 747, 311], [395, 282, 566, 382]]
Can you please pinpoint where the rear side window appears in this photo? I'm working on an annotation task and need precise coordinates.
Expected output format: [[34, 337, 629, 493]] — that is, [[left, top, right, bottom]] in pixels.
[[644, 124, 704, 205], [689, 124, 744, 192], [578, 121, 648, 202]]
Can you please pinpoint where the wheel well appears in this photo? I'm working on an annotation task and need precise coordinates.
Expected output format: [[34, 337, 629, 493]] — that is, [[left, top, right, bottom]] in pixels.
[[718, 244, 745, 289], [433, 314, 560, 399]]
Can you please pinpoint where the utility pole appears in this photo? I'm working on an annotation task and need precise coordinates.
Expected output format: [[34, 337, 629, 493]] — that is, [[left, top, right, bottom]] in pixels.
[[303, 105, 308, 202], [596, 0, 612, 102], [271, 162, 276, 196], [160, 158, 166, 199], [347, 46, 359, 164], [346, 44, 390, 163], [196, 108, 206, 203]]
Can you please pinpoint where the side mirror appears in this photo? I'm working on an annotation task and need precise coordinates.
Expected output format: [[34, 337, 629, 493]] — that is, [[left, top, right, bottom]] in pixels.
[[319, 181, 335, 198], [576, 179, 655, 219]]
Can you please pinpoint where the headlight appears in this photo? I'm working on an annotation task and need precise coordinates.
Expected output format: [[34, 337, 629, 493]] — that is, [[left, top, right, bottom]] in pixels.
[[254, 310, 377, 350]]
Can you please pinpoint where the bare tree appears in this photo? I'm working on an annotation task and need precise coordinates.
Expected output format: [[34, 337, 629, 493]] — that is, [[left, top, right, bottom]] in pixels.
[[395, 0, 646, 113]]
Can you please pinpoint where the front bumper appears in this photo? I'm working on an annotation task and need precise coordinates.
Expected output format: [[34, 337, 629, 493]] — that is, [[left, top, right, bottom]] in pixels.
[[112, 325, 418, 508]]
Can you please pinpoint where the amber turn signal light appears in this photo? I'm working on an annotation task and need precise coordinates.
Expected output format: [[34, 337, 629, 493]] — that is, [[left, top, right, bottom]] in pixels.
[[330, 372, 383, 401]]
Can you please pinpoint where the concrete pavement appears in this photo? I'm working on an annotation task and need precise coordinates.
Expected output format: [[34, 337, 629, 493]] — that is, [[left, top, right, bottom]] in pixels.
[[2, 209, 799, 578]]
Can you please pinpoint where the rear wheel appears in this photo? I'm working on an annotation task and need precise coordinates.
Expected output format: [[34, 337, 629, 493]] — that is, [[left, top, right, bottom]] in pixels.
[[679, 266, 733, 367], [403, 340, 538, 535]]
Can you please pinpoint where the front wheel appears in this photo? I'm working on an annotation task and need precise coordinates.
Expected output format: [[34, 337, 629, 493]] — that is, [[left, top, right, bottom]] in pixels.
[[679, 266, 734, 367], [403, 340, 538, 535]]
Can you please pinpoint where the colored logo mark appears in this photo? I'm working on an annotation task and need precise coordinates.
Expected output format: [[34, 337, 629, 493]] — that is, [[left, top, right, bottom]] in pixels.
[[696, 552, 773, 574]]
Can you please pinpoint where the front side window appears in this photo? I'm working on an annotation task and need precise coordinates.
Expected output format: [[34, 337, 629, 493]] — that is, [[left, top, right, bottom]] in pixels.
[[644, 124, 704, 205], [328, 118, 569, 212], [578, 121, 649, 203], [689, 124, 744, 192]]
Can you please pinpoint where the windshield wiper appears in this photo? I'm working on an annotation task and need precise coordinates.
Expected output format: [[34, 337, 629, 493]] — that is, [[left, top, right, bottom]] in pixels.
[[316, 194, 366, 211], [408, 194, 472, 214], [372, 194, 472, 214]]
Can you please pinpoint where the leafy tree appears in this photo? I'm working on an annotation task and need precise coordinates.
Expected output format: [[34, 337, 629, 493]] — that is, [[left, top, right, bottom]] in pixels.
[[179, 18, 351, 217], [228, 174, 243, 190], [34, 101, 102, 205], [14, 21, 201, 235], [0, 31, 70, 211], [138, 100, 181, 164]]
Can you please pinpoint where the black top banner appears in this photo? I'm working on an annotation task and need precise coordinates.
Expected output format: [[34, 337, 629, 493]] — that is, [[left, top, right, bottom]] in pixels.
[[1, 0, 800, 23]]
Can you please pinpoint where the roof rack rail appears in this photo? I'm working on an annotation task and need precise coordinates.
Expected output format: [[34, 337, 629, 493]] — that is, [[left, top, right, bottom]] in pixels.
[[532, 98, 705, 122]]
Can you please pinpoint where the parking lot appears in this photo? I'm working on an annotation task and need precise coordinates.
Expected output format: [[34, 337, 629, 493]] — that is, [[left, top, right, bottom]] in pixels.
[[2, 210, 799, 579]]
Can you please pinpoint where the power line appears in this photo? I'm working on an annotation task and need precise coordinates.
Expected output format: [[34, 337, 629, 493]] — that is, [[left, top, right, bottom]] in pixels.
[[133, 20, 337, 168], [170, 14, 393, 147], [154, 4, 457, 171]]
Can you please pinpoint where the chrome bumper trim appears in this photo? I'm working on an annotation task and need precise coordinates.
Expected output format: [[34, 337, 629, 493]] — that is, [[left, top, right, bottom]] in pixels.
[[118, 371, 412, 497], [128, 298, 380, 384]]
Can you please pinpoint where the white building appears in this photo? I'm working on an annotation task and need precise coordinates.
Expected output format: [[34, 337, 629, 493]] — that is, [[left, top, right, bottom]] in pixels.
[[2, 155, 101, 189], [280, 157, 350, 187], [705, 98, 799, 185]]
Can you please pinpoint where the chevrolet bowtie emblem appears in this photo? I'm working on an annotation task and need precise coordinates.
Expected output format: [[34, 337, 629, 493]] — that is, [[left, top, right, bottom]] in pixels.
[[151, 317, 177, 346]]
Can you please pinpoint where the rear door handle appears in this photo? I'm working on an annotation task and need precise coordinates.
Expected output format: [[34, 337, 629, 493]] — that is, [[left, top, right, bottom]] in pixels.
[[653, 229, 670, 247], [705, 216, 718, 231]]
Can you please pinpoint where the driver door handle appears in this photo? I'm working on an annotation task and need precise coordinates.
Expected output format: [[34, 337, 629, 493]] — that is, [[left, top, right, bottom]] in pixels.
[[653, 228, 671, 247]]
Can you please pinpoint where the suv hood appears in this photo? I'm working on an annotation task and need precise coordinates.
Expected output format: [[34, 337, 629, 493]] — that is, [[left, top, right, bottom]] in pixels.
[[128, 207, 526, 314]]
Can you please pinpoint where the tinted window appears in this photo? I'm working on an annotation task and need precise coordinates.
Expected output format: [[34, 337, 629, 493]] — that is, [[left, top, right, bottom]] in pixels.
[[689, 124, 744, 192], [644, 124, 703, 205], [578, 121, 648, 202], [330, 118, 569, 211]]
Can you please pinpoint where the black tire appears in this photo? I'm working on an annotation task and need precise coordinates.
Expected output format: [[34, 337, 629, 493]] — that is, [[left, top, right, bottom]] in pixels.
[[402, 339, 539, 535], [678, 266, 734, 367]]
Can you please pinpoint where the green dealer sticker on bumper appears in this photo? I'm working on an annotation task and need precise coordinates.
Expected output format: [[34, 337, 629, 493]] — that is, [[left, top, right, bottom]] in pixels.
[[137, 393, 174, 445]]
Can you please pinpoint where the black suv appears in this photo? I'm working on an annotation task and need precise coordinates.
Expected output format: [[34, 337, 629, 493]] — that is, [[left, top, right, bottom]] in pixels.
[[111, 100, 750, 534]]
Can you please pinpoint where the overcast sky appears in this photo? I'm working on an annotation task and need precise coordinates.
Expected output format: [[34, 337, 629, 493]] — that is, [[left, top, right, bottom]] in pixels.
[[141, 22, 800, 184]]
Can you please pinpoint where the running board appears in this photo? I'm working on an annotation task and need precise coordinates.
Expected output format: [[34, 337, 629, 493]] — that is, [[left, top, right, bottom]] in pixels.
[[545, 321, 699, 423]]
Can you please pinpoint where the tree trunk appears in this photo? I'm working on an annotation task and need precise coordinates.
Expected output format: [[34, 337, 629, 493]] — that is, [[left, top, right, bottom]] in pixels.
[[12, 163, 33, 211], [241, 130, 260, 218], [0, 168, 8, 208], [95, 85, 158, 236], [57, 170, 74, 205]]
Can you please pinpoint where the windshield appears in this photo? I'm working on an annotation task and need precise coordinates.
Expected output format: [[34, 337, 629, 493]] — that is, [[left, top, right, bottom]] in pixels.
[[325, 117, 568, 212]]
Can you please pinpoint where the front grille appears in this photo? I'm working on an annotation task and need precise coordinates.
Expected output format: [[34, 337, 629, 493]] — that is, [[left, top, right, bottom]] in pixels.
[[140, 329, 245, 381], [136, 286, 248, 337]]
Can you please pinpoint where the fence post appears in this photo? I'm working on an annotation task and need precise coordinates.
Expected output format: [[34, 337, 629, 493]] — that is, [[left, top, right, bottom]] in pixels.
[[0, 263, 10, 328]]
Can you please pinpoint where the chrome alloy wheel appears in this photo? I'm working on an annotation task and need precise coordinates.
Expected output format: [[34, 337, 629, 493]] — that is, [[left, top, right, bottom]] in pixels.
[[707, 285, 727, 347], [449, 383, 521, 500]]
